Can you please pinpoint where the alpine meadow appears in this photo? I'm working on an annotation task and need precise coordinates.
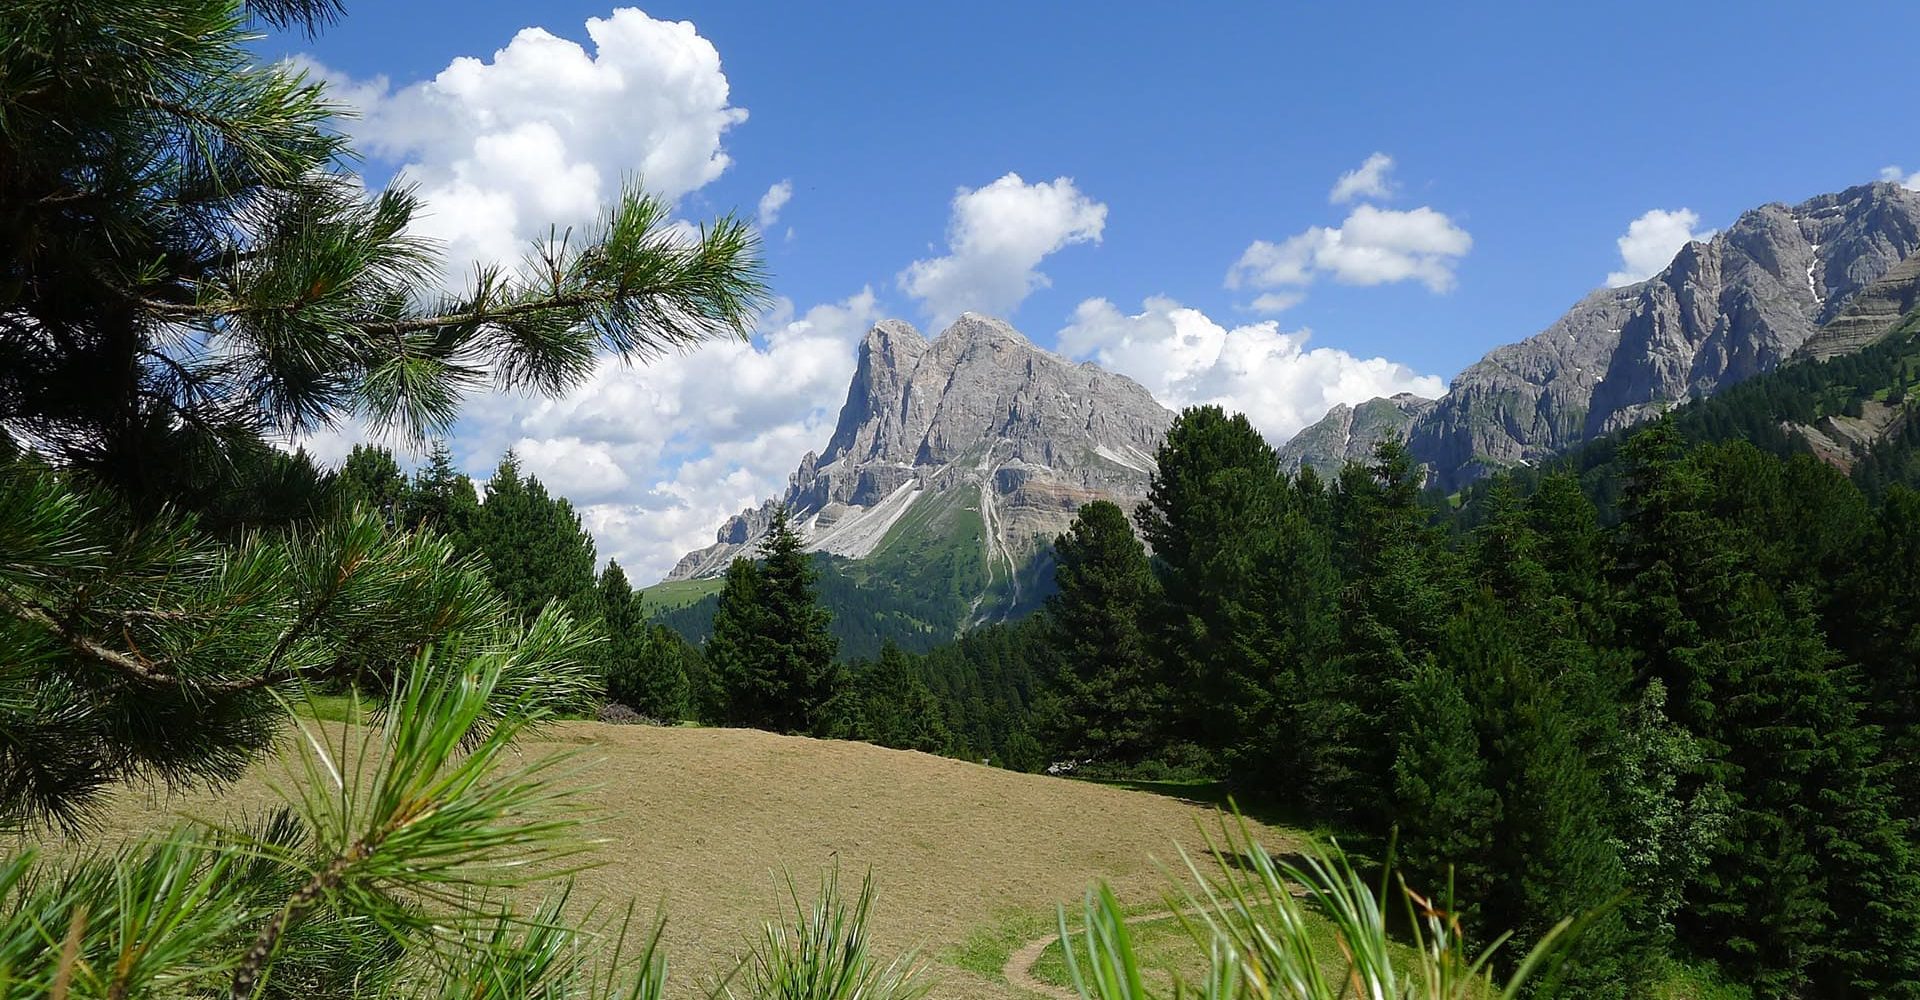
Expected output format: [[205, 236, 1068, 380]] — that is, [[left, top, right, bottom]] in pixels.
[[5, 2, 1920, 1000]]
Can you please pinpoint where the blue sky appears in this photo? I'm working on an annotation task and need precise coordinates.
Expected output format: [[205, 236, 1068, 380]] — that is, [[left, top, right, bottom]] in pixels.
[[273, 1, 1920, 580]]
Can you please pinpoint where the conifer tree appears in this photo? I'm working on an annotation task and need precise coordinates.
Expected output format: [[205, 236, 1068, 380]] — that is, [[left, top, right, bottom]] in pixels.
[[404, 440, 481, 550], [471, 452, 599, 622], [708, 507, 839, 733], [1307, 441, 1455, 825], [334, 444, 408, 523], [0, 0, 778, 991], [855, 642, 953, 753], [1391, 659, 1500, 919], [599, 562, 693, 721], [1044, 500, 1162, 766], [1137, 405, 1295, 771]]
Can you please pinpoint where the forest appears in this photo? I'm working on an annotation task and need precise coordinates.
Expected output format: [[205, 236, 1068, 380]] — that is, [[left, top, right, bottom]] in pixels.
[[5, 0, 1919, 997]]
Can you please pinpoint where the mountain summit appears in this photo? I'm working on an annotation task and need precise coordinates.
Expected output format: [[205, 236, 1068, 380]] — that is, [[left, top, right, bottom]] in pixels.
[[1282, 181, 1920, 486], [665, 314, 1174, 591]]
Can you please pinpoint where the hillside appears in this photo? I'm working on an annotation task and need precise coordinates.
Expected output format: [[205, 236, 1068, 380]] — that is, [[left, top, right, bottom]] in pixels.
[[1284, 181, 1920, 487], [32, 720, 1293, 1000]]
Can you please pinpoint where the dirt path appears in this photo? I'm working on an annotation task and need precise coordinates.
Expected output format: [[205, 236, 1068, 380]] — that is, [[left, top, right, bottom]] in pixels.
[[1000, 909, 1190, 1000]]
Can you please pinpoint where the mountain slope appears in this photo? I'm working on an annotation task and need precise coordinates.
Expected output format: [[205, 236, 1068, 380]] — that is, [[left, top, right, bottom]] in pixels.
[[666, 313, 1172, 591], [1283, 181, 1920, 487], [655, 314, 1172, 649]]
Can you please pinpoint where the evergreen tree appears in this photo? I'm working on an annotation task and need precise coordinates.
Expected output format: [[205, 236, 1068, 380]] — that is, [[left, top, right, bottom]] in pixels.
[[854, 642, 953, 753], [0, 0, 800, 991], [1391, 659, 1500, 920], [599, 562, 693, 721], [1043, 500, 1163, 766], [1308, 441, 1456, 825], [404, 440, 481, 551], [334, 444, 408, 523], [471, 451, 599, 622], [708, 507, 840, 733], [1136, 405, 1296, 773]]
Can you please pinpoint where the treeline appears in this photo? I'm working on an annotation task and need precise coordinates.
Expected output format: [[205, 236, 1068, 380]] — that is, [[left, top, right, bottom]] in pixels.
[[1003, 406, 1920, 998], [332, 443, 716, 722]]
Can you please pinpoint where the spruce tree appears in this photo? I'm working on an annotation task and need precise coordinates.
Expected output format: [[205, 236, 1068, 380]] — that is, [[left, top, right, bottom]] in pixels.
[[707, 507, 839, 734], [1391, 659, 1500, 919], [471, 452, 599, 622], [1136, 405, 1296, 772], [599, 562, 693, 721], [1309, 441, 1455, 826], [1044, 500, 1163, 767], [855, 642, 953, 753]]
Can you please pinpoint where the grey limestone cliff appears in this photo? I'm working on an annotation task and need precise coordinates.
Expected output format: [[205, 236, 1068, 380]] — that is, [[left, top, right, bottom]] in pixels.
[[664, 313, 1175, 581], [1280, 181, 1920, 488]]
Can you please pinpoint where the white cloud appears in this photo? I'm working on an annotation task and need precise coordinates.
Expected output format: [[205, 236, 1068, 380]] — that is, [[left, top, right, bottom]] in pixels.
[[1605, 208, 1713, 287], [1250, 291, 1305, 314], [1880, 165, 1920, 191], [511, 437, 631, 501], [451, 289, 886, 580], [1059, 296, 1447, 444], [1330, 152, 1395, 203], [304, 8, 746, 276], [757, 179, 793, 229], [1229, 204, 1472, 295], [899, 173, 1107, 327]]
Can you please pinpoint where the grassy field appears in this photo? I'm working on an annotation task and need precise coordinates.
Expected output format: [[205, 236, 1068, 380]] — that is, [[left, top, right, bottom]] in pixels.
[[638, 575, 727, 611], [19, 717, 1300, 1000]]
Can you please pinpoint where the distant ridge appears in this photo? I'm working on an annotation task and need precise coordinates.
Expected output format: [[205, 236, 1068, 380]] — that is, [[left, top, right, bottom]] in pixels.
[[1281, 181, 1920, 487]]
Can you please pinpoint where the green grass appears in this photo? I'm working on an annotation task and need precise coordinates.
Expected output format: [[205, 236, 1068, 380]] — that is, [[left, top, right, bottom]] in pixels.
[[942, 908, 1056, 981], [1028, 909, 1419, 993], [296, 692, 368, 724], [638, 575, 726, 611]]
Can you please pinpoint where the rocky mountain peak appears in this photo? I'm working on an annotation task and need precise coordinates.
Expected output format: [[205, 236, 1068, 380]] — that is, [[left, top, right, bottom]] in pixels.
[[1283, 181, 1920, 489], [665, 315, 1175, 583]]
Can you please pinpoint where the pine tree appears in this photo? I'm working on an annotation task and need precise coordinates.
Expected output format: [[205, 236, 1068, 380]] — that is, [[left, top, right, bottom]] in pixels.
[[335, 444, 408, 523], [471, 452, 599, 622], [0, 0, 780, 991], [1044, 500, 1162, 766], [1391, 659, 1500, 920], [708, 507, 839, 734], [1136, 405, 1296, 772], [855, 642, 953, 753], [599, 562, 693, 721]]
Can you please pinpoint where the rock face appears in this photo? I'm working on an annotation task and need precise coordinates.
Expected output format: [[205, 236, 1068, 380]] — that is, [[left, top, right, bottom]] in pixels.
[[1278, 393, 1436, 480], [1281, 182, 1920, 488], [1795, 253, 1920, 361], [665, 313, 1175, 582]]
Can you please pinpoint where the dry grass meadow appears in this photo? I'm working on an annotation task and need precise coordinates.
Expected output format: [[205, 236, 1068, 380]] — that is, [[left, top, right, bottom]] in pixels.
[[15, 719, 1301, 999]]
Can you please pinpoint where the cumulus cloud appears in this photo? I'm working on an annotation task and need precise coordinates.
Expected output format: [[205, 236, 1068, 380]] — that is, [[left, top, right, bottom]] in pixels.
[[1605, 208, 1713, 287], [899, 173, 1107, 327], [305, 8, 746, 276], [757, 179, 793, 229], [1330, 152, 1395, 203], [453, 289, 886, 579], [1059, 296, 1447, 444], [1229, 204, 1472, 295], [1880, 165, 1920, 191]]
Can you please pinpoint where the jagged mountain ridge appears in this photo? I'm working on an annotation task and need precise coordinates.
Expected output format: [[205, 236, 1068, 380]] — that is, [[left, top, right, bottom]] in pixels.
[[1282, 181, 1920, 487], [665, 313, 1174, 590]]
